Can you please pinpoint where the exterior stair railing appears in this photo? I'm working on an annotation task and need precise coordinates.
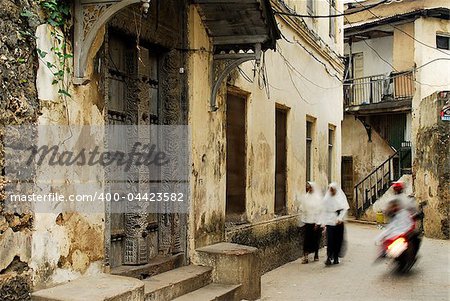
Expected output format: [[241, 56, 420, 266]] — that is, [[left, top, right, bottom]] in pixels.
[[354, 142, 412, 218]]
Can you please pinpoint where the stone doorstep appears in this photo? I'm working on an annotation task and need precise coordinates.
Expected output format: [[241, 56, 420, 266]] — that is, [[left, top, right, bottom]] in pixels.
[[111, 253, 184, 280], [31, 274, 144, 301], [143, 265, 213, 301], [172, 283, 241, 301], [196, 242, 258, 255], [196, 242, 261, 301]]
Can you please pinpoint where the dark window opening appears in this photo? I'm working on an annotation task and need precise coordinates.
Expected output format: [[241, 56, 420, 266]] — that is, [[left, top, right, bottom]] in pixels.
[[436, 35, 450, 50], [275, 108, 288, 215], [328, 127, 334, 183], [306, 121, 313, 182], [226, 93, 247, 221]]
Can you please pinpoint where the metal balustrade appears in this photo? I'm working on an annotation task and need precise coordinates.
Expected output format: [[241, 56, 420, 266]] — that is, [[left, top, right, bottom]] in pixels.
[[344, 70, 414, 107], [354, 142, 412, 218]]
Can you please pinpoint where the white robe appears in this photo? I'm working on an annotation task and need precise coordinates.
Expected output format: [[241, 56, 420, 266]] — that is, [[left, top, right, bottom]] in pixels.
[[297, 182, 323, 224], [320, 183, 350, 226]]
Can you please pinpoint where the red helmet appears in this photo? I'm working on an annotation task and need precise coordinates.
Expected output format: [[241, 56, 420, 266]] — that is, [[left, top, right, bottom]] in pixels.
[[392, 181, 404, 192]]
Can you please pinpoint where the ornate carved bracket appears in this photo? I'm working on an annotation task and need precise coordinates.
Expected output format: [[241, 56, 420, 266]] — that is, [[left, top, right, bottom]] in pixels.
[[210, 43, 261, 111], [73, 0, 149, 85]]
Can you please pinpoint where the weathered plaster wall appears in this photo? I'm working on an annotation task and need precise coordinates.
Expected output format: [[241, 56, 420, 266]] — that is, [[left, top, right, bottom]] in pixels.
[[393, 22, 415, 72], [410, 16, 450, 239], [281, 0, 345, 56], [344, 35, 393, 77], [346, 0, 450, 25], [31, 22, 106, 289], [237, 14, 344, 222], [341, 115, 395, 211], [188, 3, 344, 269], [413, 92, 449, 239], [187, 6, 225, 251]]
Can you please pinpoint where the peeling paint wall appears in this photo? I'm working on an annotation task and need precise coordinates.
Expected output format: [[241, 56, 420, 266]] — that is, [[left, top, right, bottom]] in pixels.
[[341, 115, 395, 211], [187, 6, 225, 251], [31, 22, 106, 289]]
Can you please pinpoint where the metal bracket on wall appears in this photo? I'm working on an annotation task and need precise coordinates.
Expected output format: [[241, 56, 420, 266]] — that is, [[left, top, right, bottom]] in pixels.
[[210, 43, 261, 111], [73, 0, 149, 85], [356, 116, 372, 142]]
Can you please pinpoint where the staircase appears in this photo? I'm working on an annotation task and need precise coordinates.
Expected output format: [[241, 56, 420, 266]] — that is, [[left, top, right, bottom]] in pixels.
[[32, 265, 241, 301], [354, 142, 412, 218], [32, 242, 260, 301], [143, 265, 240, 301]]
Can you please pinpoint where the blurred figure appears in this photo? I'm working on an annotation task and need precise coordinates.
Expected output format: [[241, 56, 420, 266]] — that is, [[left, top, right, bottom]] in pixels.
[[391, 181, 416, 212], [297, 182, 323, 264], [375, 199, 421, 272], [320, 183, 349, 266], [376, 199, 414, 245]]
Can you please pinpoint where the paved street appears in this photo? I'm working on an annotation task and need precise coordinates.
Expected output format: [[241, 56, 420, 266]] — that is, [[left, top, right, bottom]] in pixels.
[[260, 223, 450, 301]]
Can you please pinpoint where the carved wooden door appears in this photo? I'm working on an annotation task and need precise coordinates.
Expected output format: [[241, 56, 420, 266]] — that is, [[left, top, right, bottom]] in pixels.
[[106, 33, 159, 267]]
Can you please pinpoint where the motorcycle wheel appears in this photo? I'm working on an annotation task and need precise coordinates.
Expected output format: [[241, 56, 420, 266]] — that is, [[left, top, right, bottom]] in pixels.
[[395, 253, 408, 273]]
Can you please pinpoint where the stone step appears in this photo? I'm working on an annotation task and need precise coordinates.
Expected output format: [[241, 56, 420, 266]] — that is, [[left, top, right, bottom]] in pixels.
[[172, 283, 241, 301], [143, 265, 213, 301], [31, 274, 144, 301], [111, 253, 184, 280]]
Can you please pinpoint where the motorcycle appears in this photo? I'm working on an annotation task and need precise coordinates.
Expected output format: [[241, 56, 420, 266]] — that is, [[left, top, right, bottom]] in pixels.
[[376, 201, 426, 273]]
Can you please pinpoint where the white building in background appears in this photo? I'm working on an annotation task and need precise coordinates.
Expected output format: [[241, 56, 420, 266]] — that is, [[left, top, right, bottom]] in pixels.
[[341, 0, 450, 239]]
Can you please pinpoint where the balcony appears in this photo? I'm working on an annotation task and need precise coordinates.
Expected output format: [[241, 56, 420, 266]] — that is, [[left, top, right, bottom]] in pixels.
[[344, 70, 414, 115]]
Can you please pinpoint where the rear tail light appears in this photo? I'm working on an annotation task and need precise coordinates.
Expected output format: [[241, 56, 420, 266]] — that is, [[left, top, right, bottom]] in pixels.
[[386, 237, 408, 257]]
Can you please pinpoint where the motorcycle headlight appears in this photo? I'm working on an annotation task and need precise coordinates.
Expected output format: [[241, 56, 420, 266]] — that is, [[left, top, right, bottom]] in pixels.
[[386, 237, 408, 258]]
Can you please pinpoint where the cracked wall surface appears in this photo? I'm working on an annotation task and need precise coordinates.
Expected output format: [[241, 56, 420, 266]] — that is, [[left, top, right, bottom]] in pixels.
[[413, 92, 450, 239], [0, 0, 42, 299]]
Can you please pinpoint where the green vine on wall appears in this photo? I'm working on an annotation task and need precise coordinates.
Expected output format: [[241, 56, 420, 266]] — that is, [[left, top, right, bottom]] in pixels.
[[22, 0, 72, 98]]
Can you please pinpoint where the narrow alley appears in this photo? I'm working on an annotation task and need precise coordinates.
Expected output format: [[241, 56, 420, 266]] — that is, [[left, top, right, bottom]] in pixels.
[[261, 223, 450, 301]]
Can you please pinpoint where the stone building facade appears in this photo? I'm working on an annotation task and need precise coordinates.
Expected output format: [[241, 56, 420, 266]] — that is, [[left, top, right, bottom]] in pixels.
[[0, 0, 345, 299], [341, 0, 450, 238]]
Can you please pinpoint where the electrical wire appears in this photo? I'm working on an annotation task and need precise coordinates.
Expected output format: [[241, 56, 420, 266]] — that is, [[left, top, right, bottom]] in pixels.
[[279, 31, 345, 84], [335, 1, 450, 88], [278, 43, 344, 90], [273, 0, 389, 18], [352, 0, 450, 57]]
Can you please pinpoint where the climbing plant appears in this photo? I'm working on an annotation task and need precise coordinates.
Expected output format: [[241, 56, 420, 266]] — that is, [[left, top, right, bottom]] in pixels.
[[39, 0, 72, 98], [21, 0, 72, 98]]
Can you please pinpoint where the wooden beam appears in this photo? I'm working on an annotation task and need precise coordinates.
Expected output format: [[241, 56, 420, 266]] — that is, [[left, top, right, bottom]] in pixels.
[[193, 0, 256, 4], [213, 35, 267, 45]]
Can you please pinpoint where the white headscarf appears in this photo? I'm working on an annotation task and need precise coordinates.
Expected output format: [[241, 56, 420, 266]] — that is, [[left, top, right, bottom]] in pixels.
[[323, 182, 349, 212], [298, 182, 324, 224]]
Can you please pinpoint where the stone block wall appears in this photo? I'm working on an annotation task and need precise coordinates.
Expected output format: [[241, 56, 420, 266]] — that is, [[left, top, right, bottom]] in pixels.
[[413, 91, 450, 239], [0, 0, 43, 300]]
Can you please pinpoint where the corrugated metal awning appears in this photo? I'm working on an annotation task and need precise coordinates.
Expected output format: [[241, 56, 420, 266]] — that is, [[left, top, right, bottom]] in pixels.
[[193, 0, 280, 53]]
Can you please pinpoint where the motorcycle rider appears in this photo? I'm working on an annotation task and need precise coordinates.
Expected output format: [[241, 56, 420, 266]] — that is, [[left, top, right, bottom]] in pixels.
[[391, 181, 416, 213], [376, 199, 421, 260]]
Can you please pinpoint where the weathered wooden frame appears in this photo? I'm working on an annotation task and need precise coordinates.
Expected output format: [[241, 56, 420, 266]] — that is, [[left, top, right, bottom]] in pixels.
[[210, 43, 261, 111], [73, 0, 145, 85]]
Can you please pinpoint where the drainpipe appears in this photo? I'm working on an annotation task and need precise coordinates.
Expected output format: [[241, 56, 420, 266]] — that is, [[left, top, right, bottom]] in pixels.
[[348, 37, 353, 105]]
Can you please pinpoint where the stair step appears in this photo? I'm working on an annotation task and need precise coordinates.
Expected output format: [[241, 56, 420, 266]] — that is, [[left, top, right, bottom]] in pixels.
[[32, 274, 144, 301], [172, 284, 241, 301], [111, 253, 184, 280], [143, 265, 212, 301]]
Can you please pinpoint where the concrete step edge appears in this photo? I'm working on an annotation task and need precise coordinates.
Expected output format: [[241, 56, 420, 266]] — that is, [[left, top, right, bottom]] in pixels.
[[143, 265, 213, 301], [171, 283, 241, 301]]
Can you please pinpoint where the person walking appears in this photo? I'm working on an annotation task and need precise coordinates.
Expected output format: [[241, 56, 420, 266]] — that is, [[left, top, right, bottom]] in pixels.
[[297, 182, 324, 264], [320, 183, 349, 266]]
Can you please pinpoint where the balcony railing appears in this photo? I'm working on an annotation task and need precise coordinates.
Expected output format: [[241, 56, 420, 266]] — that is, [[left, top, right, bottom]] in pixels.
[[344, 70, 414, 107]]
